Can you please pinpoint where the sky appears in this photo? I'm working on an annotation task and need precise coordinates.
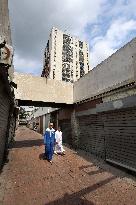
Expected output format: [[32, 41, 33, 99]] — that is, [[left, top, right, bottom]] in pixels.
[[8, 0, 136, 76]]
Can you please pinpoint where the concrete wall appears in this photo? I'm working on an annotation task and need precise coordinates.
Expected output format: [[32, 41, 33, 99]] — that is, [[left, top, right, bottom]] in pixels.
[[0, 0, 12, 45], [14, 72, 73, 104], [74, 38, 136, 103], [0, 0, 14, 81], [102, 87, 136, 103], [0, 0, 15, 168]]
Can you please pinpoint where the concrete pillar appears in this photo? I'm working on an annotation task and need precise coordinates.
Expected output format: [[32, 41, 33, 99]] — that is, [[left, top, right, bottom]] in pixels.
[[0, 0, 14, 81], [0, 0, 12, 45], [43, 115, 46, 134], [56, 111, 59, 129], [71, 109, 80, 149], [45, 113, 50, 129]]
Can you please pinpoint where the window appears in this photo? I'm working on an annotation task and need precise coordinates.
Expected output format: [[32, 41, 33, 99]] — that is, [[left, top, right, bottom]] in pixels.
[[88, 65, 90, 71], [71, 70, 73, 77], [53, 70, 55, 79], [79, 41, 83, 49], [76, 70, 78, 77]]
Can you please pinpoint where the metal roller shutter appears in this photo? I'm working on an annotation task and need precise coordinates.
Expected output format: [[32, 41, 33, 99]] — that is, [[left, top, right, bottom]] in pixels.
[[78, 114, 105, 158], [40, 116, 43, 134], [0, 83, 10, 168], [59, 120, 72, 145], [105, 108, 136, 172]]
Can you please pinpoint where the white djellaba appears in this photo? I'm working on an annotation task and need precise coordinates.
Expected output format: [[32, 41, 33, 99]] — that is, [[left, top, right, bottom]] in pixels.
[[54, 129, 65, 154]]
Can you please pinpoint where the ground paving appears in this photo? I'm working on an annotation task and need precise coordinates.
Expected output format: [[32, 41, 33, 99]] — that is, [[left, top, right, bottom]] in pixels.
[[0, 127, 136, 205]]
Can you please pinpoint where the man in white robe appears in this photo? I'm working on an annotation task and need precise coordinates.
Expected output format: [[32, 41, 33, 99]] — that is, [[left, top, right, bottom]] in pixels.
[[54, 127, 65, 155]]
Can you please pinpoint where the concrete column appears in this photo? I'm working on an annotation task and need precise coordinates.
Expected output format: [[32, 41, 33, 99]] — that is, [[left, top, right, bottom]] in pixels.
[[71, 109, 80, 149], [56, 111, 59, 129], [0, 0, 12, 44], [43, 115, 46, 134], [0, 0, 14, 81]]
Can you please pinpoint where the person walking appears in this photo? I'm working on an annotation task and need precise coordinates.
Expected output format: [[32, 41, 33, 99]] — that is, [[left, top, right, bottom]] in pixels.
[[54, 126, 65, 155], [43, 122, 55, 163]]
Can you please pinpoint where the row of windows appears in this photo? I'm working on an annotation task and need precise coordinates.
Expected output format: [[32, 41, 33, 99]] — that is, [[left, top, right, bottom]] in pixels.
[[53, 32, 56, 79], [63, 34, 85, 49], [79, 41, 83, 49], [62, 34, 73, 64], [62, 62, 73, 82], [53, 69, 55, 79]]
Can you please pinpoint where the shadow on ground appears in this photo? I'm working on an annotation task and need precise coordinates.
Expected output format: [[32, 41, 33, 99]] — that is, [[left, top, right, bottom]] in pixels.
[[64, 144, 136, 181], [0, 149, 9, 175], [12, 139, 43, 148], [39, 153, 45, 160], [44, 175, 116, 205]]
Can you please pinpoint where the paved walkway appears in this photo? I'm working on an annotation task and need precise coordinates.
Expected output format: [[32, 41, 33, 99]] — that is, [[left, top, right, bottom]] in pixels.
[[0, 127, 136, 205]]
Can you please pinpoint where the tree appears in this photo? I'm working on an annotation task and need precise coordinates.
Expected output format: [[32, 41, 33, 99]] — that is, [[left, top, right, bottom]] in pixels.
[[19, 107, 27, 119]]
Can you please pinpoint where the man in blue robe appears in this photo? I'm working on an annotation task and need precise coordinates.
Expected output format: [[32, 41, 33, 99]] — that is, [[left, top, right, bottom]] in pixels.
[[43, 122, 55, 163]]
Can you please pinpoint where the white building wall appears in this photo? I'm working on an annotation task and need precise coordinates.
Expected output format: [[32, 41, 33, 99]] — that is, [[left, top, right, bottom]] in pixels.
[[54, 28, 63, 81], [83, 42, 90, 74]]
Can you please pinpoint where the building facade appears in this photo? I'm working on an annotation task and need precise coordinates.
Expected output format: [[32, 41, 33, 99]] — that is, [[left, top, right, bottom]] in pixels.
[[32, 37, 136, 172], [0, 0, 17, 169], [41, 27, 90, 82]]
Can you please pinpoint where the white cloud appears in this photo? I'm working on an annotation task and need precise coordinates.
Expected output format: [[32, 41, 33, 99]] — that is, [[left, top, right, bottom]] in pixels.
[[90, 18, 136, 68], [13, 54, 41, 75], [8, 0, 136, 74], [106, 19, 136, 47], [9, 0, 108, 74]]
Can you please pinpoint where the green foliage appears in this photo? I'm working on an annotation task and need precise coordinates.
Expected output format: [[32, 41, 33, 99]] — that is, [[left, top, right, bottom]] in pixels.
[[19, 107, 27, 119]]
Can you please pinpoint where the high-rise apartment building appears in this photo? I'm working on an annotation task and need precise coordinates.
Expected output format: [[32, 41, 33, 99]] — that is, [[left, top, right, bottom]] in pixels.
[[41, 27, 90, 82]]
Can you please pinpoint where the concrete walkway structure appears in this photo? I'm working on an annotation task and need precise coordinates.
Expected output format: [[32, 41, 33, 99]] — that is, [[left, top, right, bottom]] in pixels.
[[1, 127, 136, 205], [14, 72, 73, 107], [13, 38, 136, 106]]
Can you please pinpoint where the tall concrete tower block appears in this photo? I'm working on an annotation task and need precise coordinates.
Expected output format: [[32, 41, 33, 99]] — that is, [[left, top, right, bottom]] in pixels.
[[42, 27, 90, 83]]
